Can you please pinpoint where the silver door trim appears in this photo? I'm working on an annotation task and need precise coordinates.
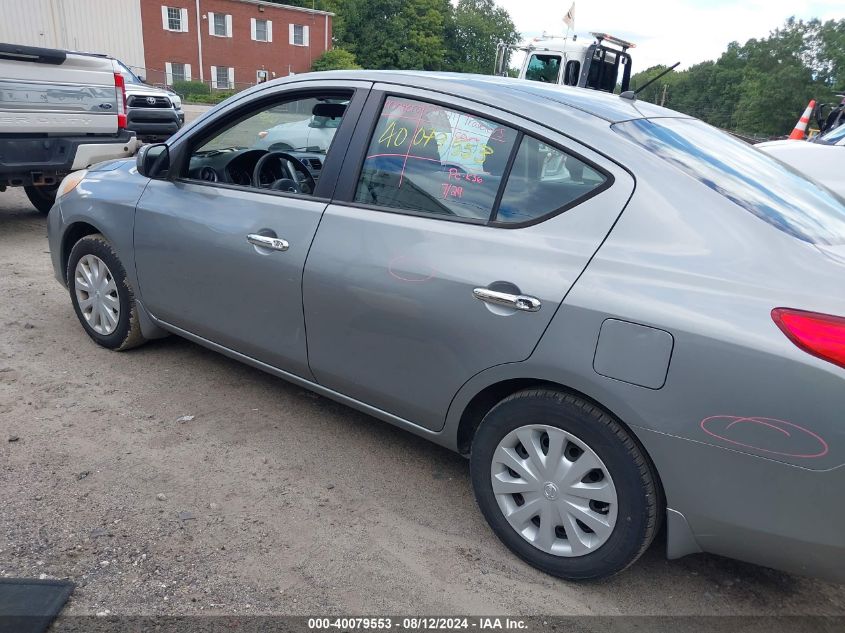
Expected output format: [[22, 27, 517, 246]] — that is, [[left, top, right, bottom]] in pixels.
[[247, 234, 289, 251], [473, 287, 542, 312]]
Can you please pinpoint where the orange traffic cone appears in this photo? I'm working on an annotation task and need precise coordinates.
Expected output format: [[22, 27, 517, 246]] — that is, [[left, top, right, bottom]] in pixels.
[[788, 100, 816, 140]]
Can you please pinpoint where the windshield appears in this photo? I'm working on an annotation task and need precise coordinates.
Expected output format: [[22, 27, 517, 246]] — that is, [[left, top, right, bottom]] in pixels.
[[613, 117, 845, 245], [525, 54, 561, 84], [817, 122, 845, 145]]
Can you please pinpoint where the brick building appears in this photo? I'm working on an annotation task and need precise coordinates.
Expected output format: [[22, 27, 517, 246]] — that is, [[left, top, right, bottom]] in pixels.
[[140, 0, 332, 89]]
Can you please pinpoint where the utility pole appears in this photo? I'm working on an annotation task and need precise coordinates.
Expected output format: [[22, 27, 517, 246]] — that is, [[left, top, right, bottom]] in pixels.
[[660, 83, 668, 107]]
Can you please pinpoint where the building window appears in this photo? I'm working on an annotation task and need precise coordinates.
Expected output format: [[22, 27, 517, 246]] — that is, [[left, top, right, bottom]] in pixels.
[[290, 24, 309, 46], [213, 66, 232, 89], [165, 62, 191, 84], [162, 6, 187, 32], [171, 62, 186, 83], [167, 7, 182, 30], [209, 12, 232, 37], [214, 13, 226, 35], [255, 19, 268, 41]]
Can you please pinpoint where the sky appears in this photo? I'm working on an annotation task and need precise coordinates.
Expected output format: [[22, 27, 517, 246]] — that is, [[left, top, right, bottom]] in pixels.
[[495, 0, 844, 72]]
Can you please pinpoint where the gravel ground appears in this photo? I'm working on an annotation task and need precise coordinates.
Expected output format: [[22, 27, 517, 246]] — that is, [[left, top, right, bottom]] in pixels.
[[1, 125, 844, 618]]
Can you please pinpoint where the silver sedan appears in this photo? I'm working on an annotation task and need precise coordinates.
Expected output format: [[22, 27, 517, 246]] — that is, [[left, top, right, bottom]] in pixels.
[[47, 71, 845, 582]]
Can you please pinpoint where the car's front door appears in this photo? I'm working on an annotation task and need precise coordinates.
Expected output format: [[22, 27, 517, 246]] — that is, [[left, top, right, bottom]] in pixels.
[[303, 87, 635, 430], [134, 81, 369, 378]]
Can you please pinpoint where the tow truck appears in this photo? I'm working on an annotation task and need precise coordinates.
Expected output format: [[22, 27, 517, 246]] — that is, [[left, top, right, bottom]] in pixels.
[[495, 32, 635, 93]]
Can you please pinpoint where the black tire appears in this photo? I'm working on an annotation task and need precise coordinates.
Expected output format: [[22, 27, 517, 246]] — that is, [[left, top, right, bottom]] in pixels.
[[67, 234, 145, 351], [470, 389, 662, 581], [24, 184, 59, 214]]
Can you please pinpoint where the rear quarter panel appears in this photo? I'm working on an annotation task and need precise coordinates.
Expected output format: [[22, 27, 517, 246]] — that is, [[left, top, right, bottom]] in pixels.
[[443, 138, 845, 577]]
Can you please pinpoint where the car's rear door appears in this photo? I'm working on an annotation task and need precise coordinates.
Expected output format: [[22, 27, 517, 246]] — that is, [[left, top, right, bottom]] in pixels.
[[134, 81, 370, 379], [303, 85, 634, 430]]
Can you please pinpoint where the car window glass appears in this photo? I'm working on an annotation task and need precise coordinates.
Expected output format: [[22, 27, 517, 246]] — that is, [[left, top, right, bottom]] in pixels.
[[526, 55, 561, 83], [496, 136, 608, 224], [354, 97, 518, 220], [614, 117, 845, 245], [184, 93, 351, 195], [818, 123, 845, 145]]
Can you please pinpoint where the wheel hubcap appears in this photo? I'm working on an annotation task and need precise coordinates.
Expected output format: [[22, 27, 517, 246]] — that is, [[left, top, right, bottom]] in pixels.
[[74, 254, 120, 335], [490, 424, 618, 557]]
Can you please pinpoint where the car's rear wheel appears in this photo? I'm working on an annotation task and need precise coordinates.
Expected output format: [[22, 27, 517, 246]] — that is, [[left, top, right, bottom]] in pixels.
[[67, 234, 145, 351], [470, 389, 661, 580], [24, 184, 59, 214]]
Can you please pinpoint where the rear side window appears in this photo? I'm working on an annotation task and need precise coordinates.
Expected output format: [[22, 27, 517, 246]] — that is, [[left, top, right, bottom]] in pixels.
[[496, 136, 608, 224], [614, 118, 845, 244], [355, 97, 518, 220]]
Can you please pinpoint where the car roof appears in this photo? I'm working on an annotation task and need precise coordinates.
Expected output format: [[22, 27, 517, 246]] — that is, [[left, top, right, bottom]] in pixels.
[[286, 70, 687, 124]]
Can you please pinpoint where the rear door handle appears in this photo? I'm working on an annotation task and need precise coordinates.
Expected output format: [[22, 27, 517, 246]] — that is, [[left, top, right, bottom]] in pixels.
[[247, 234, 289, 252], [473, 287, 541, 312]]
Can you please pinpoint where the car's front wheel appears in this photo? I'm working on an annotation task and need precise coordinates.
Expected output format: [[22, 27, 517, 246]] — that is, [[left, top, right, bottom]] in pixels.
[[470, 389, 661, 580], [67, 234, 145, 351]]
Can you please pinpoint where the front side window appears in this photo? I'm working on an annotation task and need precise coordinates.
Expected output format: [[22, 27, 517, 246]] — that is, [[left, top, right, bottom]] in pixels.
[[355, 97, 518, 220], [185, 93, 351, 195], [614, 117, 845, 244], [167, 6, 182, 31], [496, 136, 608, 224], [525, 55, 561, 84]]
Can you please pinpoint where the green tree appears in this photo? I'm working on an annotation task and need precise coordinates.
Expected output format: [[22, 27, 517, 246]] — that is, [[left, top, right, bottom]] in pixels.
[[339, 0, 449, 70], [445, 0, 519, 74], [312, 48, 361, 71], [629, 17, 844, 137]]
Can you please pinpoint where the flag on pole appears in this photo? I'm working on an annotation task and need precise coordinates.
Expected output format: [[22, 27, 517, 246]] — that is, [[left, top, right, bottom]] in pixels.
[[563, 2, 575, 29]]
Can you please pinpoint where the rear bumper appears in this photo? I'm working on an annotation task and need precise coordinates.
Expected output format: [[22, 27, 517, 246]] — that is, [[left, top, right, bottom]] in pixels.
[[637, 427, 845, 583], [0, 131, 137, 186], [126, 108, 182, 139]]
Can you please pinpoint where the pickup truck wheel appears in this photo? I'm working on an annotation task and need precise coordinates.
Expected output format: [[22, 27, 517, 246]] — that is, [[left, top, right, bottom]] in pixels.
[[67, 234, 145, 351], [24, 185, 59, 214], [470, 389, 662, 580]]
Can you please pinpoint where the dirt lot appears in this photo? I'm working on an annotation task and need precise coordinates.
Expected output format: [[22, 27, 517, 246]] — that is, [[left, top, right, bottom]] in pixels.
[[1, 144, 844, 617]]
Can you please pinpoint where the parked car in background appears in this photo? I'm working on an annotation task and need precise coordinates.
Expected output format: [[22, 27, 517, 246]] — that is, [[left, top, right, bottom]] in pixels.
[[115, 60, 184, 143], [254, 99, 346, 153], [0, 42, 137, 212], [47, 71, 845, 583], [757, 124, 845, 198]]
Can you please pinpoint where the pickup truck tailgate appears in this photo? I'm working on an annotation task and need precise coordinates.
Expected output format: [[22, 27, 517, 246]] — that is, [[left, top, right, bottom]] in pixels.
[[0, 43, 119, 135]]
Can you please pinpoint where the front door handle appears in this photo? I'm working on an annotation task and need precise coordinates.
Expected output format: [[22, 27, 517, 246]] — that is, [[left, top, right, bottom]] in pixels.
[[473, 287, 541, 312], [247, 234, 289, 252]]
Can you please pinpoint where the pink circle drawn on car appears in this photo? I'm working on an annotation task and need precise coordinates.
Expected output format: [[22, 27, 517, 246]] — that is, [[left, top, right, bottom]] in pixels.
[[388, 255, 435, 283], [700, 416, 829, 459]]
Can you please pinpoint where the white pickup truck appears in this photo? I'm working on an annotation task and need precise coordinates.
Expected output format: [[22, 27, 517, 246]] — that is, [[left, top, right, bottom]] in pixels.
[[0, 42, 138, 212]]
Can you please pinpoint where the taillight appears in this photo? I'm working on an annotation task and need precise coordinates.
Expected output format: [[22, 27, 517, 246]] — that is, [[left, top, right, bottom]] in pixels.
[[114, 72, 127, 129], [771, 308, 845, 370]]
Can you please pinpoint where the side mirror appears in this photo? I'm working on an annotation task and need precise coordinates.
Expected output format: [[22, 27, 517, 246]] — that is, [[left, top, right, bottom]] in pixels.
[[136, 143, 170, 179]]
